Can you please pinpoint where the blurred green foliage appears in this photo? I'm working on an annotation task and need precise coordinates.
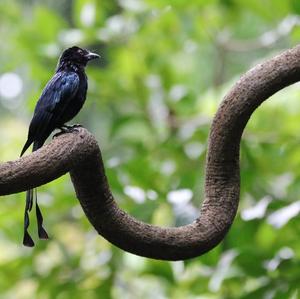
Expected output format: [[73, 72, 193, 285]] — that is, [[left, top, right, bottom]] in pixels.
[[1, 0, 300, 298]]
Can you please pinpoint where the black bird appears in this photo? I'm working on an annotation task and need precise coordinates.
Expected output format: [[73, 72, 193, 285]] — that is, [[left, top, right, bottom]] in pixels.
[[20, 46, 99, 247]]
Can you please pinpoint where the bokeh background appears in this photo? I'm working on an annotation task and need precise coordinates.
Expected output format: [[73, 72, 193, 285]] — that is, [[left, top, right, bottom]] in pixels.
[[1, 0, 300, 298]]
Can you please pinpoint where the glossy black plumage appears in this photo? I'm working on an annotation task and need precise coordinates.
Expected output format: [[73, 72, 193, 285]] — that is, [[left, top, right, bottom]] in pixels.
[[20, 46, 99, 246]]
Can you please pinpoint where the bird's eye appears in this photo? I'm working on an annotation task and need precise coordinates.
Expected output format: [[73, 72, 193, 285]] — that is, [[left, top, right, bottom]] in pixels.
[[77, 49, 83, 54]]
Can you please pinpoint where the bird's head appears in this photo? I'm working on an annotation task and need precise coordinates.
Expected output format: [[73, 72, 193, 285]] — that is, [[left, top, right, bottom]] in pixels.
[[59, 46, 100, 67]]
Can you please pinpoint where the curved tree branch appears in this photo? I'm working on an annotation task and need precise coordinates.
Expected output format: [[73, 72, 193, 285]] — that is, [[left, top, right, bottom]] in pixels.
[[1, 45, 300, 260]]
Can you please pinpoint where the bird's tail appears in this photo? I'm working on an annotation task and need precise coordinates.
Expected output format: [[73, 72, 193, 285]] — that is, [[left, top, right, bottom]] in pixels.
[[23, 141, 49, 247], [20, 138, 33, 157], [23, 189, 34, 246]]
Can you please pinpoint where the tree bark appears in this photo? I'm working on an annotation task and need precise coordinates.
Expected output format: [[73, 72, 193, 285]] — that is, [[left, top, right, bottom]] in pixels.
[[1, 45, 300, 260]]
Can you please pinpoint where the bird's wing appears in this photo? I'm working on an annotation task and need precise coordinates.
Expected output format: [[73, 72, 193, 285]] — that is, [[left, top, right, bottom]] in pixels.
[[20, 72, 80, 156], [32, 72, 79, 135], [36, 71, 80, 115]]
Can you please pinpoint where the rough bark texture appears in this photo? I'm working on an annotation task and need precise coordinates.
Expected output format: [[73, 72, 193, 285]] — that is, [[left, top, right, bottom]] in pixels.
[[1, 45, 300, 260]]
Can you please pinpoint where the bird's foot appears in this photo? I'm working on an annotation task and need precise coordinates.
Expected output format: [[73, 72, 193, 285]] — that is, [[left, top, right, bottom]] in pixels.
[[70, 124, 83, 129], [53, 124, 82, 138], [53, 130, 65, 138], [63, 124, 83, 130]]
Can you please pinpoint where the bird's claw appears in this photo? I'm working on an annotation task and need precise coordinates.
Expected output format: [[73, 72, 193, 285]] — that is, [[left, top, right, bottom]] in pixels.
[[63, 124, 83, 130], [52, 130, 65, 139], [69, 124, 82, 129], [53, 124, 82, 138]]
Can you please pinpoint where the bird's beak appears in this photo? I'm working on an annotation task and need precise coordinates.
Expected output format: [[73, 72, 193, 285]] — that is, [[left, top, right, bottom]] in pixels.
[[86, 51, 100, 60]]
